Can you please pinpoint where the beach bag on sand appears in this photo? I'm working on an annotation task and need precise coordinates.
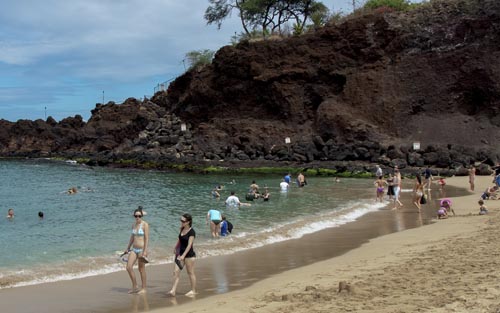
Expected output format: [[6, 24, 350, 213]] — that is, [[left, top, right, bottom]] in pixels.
[[420, 194, 427, 204]]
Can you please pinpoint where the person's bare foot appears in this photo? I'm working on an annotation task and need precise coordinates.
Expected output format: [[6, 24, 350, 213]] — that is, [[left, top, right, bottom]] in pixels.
[[185, 290, 197, 297], [167, 290, 176, 297], [136, 288, 146, 294], [128, 287, 139, 294]]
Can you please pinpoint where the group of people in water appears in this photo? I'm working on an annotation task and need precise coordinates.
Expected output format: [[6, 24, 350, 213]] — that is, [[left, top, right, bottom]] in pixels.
[[123, 172, 308, 297], [5, 208, 44, 220]]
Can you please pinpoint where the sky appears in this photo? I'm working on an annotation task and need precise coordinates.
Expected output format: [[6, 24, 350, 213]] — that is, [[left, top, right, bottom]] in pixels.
[[0, 0, 375, 122]]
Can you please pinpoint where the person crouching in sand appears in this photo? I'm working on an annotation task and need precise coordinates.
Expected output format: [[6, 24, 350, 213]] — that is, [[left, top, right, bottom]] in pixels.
[[124, 208, 149, 294], [437, 207, 448, 219]]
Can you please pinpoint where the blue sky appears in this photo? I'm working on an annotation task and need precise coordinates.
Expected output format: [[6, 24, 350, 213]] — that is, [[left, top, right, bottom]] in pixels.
[[0, 0, 366, 122]]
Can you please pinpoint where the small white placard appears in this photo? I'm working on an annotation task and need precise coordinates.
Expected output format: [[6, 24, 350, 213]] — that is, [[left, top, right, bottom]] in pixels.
[[413, 141, 420, 151], [181, 123, 187, 131], [285, 137, 291, 144]]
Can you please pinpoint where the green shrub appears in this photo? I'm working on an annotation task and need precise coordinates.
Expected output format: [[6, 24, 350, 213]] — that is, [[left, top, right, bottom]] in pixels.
[[364, 0, 412, 11], [185, 49, 215, 71], [317, 168, 338, 176], [305, 168, 318, 176]]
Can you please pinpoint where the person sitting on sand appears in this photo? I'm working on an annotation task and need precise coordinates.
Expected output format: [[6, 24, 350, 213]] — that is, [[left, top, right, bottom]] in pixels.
[[478, 200, 488, 215], [481, 185, 498, 200], [437, 207, 448, 219], [441, 200, 455, 216]]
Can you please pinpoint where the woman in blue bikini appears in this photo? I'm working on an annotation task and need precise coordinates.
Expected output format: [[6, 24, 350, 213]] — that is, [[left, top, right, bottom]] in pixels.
[[124, 208, 149, 294]]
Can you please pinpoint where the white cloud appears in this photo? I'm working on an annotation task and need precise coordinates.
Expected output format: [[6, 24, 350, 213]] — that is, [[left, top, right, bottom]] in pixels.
[[0, 0, 356, 121]]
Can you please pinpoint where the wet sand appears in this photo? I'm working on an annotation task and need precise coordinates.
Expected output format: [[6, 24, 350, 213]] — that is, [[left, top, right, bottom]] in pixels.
[[152, 175, 500, 313], [0, 181, 468, 313]]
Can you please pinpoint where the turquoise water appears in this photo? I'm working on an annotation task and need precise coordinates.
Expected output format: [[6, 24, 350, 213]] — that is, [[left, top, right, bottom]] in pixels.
[[0, 159, 383, 288]]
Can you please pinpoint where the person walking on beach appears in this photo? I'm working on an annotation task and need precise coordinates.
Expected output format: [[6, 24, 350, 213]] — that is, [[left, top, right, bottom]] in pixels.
[[206, 208, 222, 238], [393, 168, 403, 209], [413, 174, 424, 211], [169, 213, 196, 297], [124, 208, 149, 294], [424, 167, 433, 190], [469, 166, 476, 191], [386, 173, 395, 200]]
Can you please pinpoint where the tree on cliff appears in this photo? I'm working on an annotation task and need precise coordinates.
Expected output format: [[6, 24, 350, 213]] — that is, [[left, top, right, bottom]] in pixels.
[[204, 0, 329, 37], [363, 0, 413, 11], [185, 49, 215, 71]]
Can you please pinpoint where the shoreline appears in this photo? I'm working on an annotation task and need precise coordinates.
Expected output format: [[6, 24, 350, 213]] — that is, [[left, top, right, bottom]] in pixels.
[[151, 175, 499, 313], [0, 177, 471, 313]]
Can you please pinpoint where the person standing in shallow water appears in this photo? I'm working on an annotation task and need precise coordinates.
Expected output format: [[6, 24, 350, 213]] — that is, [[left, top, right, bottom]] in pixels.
[[392, 168, 403, 209], [413, 174, 424, 211], [374, 176, 387, 202], [169, 213, 196, 297], [124, 208, 149, 294]]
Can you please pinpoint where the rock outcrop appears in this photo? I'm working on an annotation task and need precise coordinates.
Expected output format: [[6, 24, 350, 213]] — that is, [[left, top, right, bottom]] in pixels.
[[1, 0, 499, 173]]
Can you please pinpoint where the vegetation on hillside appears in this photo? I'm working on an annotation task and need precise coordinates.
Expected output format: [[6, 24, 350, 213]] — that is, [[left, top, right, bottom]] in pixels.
[[205, 0, 330, 39], [184, 49, 215, 71]]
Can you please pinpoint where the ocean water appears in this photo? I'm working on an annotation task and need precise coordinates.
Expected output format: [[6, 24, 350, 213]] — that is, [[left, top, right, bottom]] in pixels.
[[0, 159, 385, 289]]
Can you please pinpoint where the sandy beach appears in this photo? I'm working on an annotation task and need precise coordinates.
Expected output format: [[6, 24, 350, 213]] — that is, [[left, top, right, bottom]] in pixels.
[[149, 175, 500, 313], [2, 175, 498, 313]]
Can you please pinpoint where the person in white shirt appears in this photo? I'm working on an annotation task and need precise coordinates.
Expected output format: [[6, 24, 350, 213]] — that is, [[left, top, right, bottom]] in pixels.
[[225, 191, 241, 208], [280, 179, 289, 192]]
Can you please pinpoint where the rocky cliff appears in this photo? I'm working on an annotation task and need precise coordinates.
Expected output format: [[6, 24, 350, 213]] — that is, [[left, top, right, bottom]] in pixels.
[[1, 0, 499, 173]]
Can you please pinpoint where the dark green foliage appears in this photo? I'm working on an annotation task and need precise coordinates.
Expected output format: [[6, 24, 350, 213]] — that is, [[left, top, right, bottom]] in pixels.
[[185, 49, 215, 71], [364, 0, 413, 11]]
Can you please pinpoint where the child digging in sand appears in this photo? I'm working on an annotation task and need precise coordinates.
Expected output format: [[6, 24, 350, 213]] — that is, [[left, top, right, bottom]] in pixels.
[[478, 200, 488, 215], [437, 207, 448, 219], [441, 200, 455, 216]]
